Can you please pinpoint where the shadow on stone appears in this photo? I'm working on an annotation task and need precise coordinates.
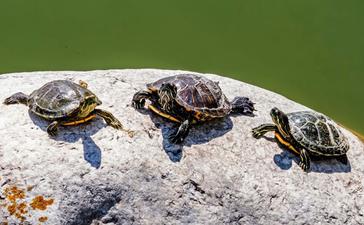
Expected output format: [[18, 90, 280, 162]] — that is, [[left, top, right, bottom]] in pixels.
[[262, 136, 351, 173], [28, 111, 106, 169], [141, 109, 234, 162]]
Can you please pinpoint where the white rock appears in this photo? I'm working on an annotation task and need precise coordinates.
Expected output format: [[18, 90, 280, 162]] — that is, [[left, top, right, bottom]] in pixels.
[[0, 69, 363, 225]]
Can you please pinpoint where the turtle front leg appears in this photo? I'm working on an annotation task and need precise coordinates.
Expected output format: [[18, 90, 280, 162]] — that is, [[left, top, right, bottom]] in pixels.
[[132, 90, 154, 109], [94, 109, 135, 137], [47, 121, 59, 136], [298, 148, 311, 172], [3, 92, 29, 105], [252, 124, 277, 138], [94, 108, 123, 129], [169, 118, 192, 144]]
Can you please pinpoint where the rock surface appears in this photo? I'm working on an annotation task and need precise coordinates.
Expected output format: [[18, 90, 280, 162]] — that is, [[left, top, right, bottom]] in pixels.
[[0, 69, 363, 225]]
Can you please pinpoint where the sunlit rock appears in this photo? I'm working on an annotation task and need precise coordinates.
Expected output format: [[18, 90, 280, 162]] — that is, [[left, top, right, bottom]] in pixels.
[[0, 69, 363, 224]]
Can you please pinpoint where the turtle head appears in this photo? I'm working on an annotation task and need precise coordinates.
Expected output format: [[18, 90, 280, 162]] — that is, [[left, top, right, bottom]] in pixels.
[[79, 94, 101, 118], [270, 107, 290, 138]]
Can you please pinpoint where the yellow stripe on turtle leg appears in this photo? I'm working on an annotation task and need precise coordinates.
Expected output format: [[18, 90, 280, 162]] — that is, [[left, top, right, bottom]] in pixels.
[[63, 114, 97, 126], [148, 105, 181, 123], [274, 132, 300, 155]]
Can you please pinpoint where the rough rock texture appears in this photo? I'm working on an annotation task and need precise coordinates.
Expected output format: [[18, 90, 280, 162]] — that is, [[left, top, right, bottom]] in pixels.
[[0, 69, 363, 225]]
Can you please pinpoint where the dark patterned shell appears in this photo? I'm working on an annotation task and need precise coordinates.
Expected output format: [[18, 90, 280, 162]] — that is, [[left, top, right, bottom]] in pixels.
[[147, 74, 231, 119], [288, 111, 349, 156], [28, 80, 97, 119]]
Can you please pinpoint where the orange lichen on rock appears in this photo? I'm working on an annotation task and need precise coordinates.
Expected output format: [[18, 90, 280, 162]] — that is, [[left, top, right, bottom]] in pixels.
[[7, 203, 16, 215], [1, 185, 54, 224], [38, 216, 48, 222], [4, 186, 25, 203], [15, 212, 26, 222], [30, 196, 54, 211], [17, 202, 28, 214], [3, 187, 28, 222]]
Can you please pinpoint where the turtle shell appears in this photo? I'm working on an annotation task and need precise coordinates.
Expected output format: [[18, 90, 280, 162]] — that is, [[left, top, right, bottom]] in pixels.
[[287, 111, 349, 156], [147, 74, 231, 120], [28, 80, 98, 120]]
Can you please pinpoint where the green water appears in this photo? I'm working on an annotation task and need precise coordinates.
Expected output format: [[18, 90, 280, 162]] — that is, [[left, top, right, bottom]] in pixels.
[[0, 0, 363, 133]]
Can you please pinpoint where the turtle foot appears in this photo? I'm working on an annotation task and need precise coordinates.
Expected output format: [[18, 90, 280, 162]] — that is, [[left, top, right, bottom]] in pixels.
[[132, 99, 145, 109], [298, 161, 310, 172], [168, 120, 190, 144], [299, 149, 310, 172], [251, 127, 263, 139], [47, 121, 59, 136], [109, 119, 123, 130], [169, 133, 185, 144], [231, 97, 255, 116]]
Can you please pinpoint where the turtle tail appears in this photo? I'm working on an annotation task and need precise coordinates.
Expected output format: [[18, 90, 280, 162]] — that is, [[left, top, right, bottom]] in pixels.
[[3, 92, 29, 105], [231, 96, 255, 116]]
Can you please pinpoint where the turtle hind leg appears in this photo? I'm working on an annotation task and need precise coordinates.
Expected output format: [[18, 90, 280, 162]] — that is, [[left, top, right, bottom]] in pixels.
[[231, 96, 255, 116], [79, 80, 88, 88], [336, 154, 348, 165], [3, 92, 29, 105], [47, 121, 59, 136], [169, 118, 191, 144], [298, 148, 311, 172], [252, 124, 277, 138], [132, 90, 154, 109]]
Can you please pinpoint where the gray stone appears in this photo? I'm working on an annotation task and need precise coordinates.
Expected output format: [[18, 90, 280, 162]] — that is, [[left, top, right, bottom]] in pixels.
[[0, 69, 363, 225]]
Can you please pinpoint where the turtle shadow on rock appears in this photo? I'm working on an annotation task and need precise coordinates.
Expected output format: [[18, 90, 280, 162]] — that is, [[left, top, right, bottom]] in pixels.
[[144, 109, 233, 162], [28, 111, 106, 169], [261, 136, 352, 173]]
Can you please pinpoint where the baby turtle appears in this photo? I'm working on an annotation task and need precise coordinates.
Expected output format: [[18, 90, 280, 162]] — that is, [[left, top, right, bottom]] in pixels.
[[252, 107, 350, 171], [132, 74, 255, 143], [4, 80, 126, 136]]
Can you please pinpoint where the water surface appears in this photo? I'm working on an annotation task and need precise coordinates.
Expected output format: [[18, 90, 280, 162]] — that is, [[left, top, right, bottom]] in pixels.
[[0, 0, 363, 133]]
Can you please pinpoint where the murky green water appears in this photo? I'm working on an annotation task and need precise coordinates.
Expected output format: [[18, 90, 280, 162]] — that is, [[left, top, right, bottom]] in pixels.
[[0, 0, 363, 133]]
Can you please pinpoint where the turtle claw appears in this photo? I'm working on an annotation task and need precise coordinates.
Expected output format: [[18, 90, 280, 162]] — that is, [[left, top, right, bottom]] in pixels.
[[109, 120, 136, 138], [169, 133, 184, 144], [47, 121, 59, 136], [298, 162, 309, 172], [231, 97, 255, 116], [168, 120, 191, 144], [132, 90, 152, 109], [251, 128, 263, 139], [48, 130, 57, 137], [109, 120, 123, 130], [132, 99, 145, 109]]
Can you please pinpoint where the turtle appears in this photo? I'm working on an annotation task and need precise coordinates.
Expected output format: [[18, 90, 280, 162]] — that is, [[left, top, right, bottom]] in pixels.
[[252, 107, 350, 172], [132, 74, 255, 143], [3, 80, 126, 136]]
